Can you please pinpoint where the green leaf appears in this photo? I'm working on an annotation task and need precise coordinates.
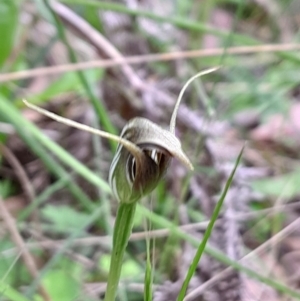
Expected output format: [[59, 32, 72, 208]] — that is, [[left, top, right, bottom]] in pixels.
[[0, 240, 16, 285], [0, 179, 16, 198], [251, 171, 300, 199], [30, 69, 104, 104], [0, 280, 32, 301], [42, 270, 80, 301], [41, 205, 91, 232], [100, 254, 141, 278], [0, 0, 19, 67]]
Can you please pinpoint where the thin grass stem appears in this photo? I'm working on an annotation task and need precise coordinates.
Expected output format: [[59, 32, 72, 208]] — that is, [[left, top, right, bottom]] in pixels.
[[177, 145, 244, 300]]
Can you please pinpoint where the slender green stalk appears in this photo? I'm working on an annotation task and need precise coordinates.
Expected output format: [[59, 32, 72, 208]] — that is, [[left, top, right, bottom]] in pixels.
[[144, 207, 153, 301], [104, 203, 137, 301], [144, 238, 153, 301], [138, 204, 300, 300], [177, 146, 244, 301]]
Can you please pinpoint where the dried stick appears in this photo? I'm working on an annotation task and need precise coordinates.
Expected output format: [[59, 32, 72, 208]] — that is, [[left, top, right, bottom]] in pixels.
[[0, 43, 299, 83], [3, 201, 300, 256], [0, 144, 36, 202], [0, 195, 51, 301], [29, 230, 95, 269], [50, 0, 144, 90], [0, 144, 43, 243], [49, 0, 177, 110]]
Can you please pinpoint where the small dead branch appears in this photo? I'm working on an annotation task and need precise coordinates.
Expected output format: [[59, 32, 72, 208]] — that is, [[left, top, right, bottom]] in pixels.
[[1, 43, 299, 83], [0, 195, 51, 301]]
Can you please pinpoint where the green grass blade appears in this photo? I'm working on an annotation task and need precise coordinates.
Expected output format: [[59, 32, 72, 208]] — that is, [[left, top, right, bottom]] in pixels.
[[60, 0, 256, 44], [137, 202, 300, 299], [42, 0, 118, 149], [59, 0, 300, 65], [0, 280, 32, 301], [0, 0, 19, 68], [0, 97, 111, 194], [177, 145, 244, 301], [91, 117, 113, 234], [0, 97, 105, 217], [18, 175, 71, 221]]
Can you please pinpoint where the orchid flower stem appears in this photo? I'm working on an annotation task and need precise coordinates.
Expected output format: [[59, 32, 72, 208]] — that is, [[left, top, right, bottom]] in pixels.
[[104, 202, 137, 301]]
